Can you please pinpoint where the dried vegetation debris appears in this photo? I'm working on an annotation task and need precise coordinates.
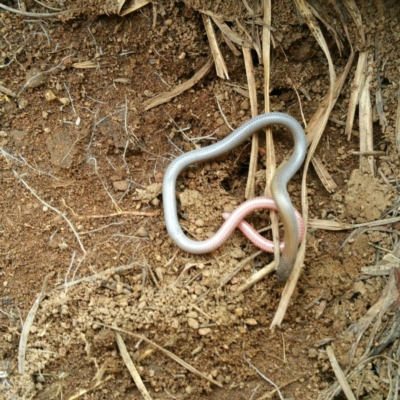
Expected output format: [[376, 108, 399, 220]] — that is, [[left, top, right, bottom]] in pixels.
[[1, 0, 400, 398]]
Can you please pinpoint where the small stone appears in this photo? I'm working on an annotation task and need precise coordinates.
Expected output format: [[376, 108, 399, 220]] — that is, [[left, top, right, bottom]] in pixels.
[[113, 180, 128, 191], [178, 52, 186, 59], [0, 131, 7, 137], [332, 193, 343, 202], [245, 318, 258, 326], [187, 311, 198, 318], [308, 348, 318, 358], [18, 98, 29, 109], [143, 89, 154, 98], [240, 99, 249, 110], [25, 67, 47, 88], [165, 19, 173, 26], [151, 197, 160, 207], [188, 318, 199, 329], [234, 308, 243, 317], [116, 282, 124, 294], [59, 347, 67, 357], [198, 328, 211, 336], [195, 219, 204, 227], [223, 203, 234, 213], [170, 318, 179, 329], [138, 301, 147, 309], [59, 97, 70, 106], [155, 267, 163, 281], [230, 248, 245, 259], [185, 386, 192, 394], [136, 226, 149, 237], [58, 242, 69, 250], [44, 90, 57, 102], [238, 326, 247, 334]]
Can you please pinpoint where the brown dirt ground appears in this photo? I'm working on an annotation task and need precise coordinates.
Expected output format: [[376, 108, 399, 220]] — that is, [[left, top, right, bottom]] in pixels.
[[1, 0, 400, 399]]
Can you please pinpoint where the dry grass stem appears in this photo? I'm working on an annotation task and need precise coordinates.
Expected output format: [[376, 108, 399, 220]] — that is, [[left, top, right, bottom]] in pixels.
[[243, 46, 259, 199], [88, 157, 122, 213], [101, 324, 223, 388], [15, 172, 86, 254], [235, 18, 262, 61], [342, 0, 366, 45], [272, 0, 340, 328], [218, 250, 262, 288], [66, 375, 113, 400], [75, 210, 156, 219], [307, 41, 355, 191], [18, 55, 73, 96], [312, 155, 338, 193], [190, 304, 216, 324], [216, 97, 234, 131], [203, 11, 252, 49], [344, 0, 366, 140], [72, 60, 102, 69], [243, 355, 284, 400], [202, 14, 229, 80], [262, 0, 280, 266], [375, 46, 388, 134], [143, 57, 213, 110], [396, 77, 400, 155], [233, 261, 276, 296], [0, 83, 16, 97], [358, 58, 374, 175], [33, 0, 61, 11], [346, 273, 397, 371], [309, 215, 400, 231], [256, 375, 303, 400], [115, 332, 153, 400], [120, 0, 151, 16], [0, 3, 70, 17], [290, 81, 307, 128], [18, 274, 50, 373], [221, 32, 241, 56], [57, 263, 138, 289], [326, 346, 357, 400]]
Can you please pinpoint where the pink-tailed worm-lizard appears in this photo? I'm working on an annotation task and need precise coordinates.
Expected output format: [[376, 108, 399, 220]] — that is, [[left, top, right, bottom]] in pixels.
[[162, 112, 307, 283]]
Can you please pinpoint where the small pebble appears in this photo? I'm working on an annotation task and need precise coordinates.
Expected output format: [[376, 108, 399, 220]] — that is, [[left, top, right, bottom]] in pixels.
[[240, 99, 249, 110], [18, 98, 29, 109], [136, 226, 149, 237], [59, 97, 70, 106], [187, 311, 198, 318], [151, 198, 160, 206], [223, 204, 234, 213], [44, 90, 57, 102], [235, 308, 243, 317], [113, 180, 128, 191], [198, 328, 211, 336], [187, 318, 199, 329], [25, 67, 47, 88]]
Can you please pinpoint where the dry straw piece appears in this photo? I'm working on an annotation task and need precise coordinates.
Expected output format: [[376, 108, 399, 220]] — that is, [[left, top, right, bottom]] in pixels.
[[18, 275, 50, 374], [101, 324, 223, 388]]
